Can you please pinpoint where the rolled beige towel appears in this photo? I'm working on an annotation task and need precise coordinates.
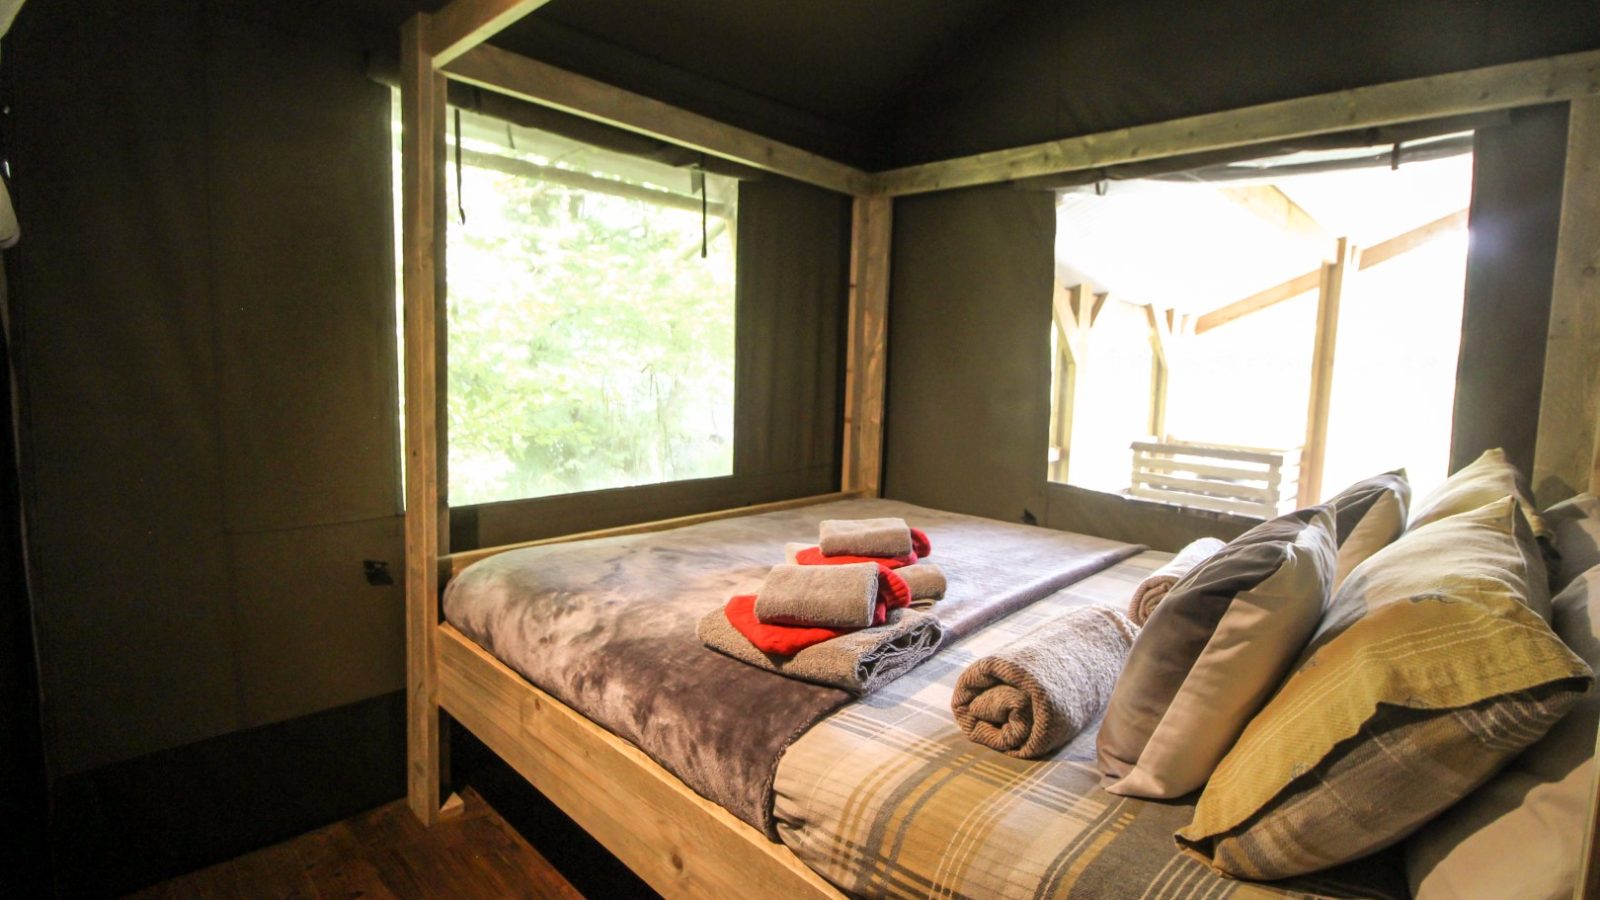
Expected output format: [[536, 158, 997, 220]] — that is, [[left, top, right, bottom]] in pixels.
[[819, 517, 913, 558], [1127, 538, 1227, 626], [899, 562, 947, 606], [952, 606, 1137, 759], [755, 563, 880, 628]]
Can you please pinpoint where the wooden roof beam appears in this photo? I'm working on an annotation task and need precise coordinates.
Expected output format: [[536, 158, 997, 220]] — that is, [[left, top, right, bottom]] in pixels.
[[1357, 208, 1470, 270], [1221, 185, 1332, 254], [870, 48, 1600, 197], [429, 0, 557, 68], [1195, 208, 1469, 334], [443, 45, 874, 195]]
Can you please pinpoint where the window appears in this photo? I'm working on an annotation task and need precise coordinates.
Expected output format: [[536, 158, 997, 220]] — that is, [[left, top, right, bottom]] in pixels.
[[1049, 139, 1473, 514], [393, 99, 738, 507]]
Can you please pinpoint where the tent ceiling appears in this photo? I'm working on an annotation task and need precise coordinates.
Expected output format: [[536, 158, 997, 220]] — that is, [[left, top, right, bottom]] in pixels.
[[505, 0, 1018, 126], [298, 0, 1026, 169], [290, 0, 1598, 171]]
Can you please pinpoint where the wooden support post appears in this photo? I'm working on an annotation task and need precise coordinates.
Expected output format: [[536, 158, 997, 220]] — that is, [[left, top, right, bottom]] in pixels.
[[1298, 237, 1356, 506], [1050, 284, 1098, 483], [842, 195, 892, 496], [402, 13, 454, 826], [1558, 96, 1600, 900], [1145, 305, 1177, 440], [1534, 96, 1600, 507]]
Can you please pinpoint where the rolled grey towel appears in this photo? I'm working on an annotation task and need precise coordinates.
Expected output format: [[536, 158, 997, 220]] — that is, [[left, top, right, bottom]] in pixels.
[[899, 562, 947, 606], [951, 606, 1138, 759], [698, 606, 945, 695], [1127, 538, 1226, 626], [755, 563, 879, 628], [819, 517, 913, 558]]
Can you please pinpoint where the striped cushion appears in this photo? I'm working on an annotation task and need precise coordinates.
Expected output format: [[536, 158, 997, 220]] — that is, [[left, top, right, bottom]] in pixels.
[[1177, 497, 1592, 880]]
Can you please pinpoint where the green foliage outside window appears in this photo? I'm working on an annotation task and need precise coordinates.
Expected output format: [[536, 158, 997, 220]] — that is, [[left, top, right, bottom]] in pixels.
[[395, 100, 737, 507]]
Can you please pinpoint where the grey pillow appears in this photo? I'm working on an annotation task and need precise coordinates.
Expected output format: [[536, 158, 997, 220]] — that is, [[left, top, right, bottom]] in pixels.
[[1324, 470, 1410, 590], [1545, 492, 1600, 592], [1096, 506, 1336, 799], [1405, 563, 1600, 899]]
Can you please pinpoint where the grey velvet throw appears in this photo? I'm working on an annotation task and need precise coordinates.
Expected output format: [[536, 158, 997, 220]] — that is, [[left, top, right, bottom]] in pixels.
[[951, 606, 1138, 759], [700, 606, 945, 693], [444, 498, 1141, 837]]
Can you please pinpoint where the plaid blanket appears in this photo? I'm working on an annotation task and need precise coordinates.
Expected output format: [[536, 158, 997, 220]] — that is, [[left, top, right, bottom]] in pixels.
[[773, 553, 1408, 899]]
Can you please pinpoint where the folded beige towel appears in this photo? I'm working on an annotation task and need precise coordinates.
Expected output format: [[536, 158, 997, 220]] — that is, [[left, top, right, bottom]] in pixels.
[[899, 562, 947, 606], [819, 517, 913, 558], [755, 563, 880, 628], [699, 606, 945, 695], [1127, 537, 1227, 626], [951, 606, 1137, 759]]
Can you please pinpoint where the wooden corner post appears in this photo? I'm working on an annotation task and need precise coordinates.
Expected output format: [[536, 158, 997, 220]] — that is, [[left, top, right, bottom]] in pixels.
[[1298, 237, 1356, 507], [842, 194, 892, 495], [401, 12, 452, 826]]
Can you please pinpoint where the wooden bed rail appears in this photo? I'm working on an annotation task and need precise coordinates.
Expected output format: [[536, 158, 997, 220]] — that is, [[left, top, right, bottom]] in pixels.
[[439, 491, 864, 583]]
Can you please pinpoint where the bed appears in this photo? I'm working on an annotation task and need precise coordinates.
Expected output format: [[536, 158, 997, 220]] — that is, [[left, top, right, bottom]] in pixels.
[[397, 6, 1600, 898], [437, 496, 1406, 898]]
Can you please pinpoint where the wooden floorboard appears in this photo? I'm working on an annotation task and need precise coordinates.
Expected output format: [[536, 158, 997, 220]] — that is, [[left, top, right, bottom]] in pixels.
[[125, 777, 642, 899]]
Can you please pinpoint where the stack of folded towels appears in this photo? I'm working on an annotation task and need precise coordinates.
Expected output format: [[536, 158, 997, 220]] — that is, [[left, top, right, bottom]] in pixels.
[[699, 517, 949, 693]]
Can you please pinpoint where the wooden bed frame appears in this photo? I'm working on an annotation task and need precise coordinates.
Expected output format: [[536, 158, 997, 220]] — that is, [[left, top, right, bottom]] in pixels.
[[400, 4, 1600, 896]]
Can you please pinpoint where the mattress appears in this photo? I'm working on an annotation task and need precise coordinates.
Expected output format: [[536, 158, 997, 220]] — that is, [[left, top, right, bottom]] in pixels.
[[773, 553, 1410, 899], [444, 497, 1142, 836]]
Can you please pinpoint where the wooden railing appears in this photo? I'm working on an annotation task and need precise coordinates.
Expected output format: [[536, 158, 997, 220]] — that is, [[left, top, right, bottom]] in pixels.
[[1129, 439, 1301, 518]]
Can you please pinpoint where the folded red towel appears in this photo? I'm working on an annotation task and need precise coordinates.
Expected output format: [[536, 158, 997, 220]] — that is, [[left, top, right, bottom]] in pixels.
[[727, 565, 911, 655], [911, 528, 932, 559], [725, 595, 846, 655]]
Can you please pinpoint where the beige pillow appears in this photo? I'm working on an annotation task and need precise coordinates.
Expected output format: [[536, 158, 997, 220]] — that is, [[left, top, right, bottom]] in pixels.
[[1546, 492, 1600, 591], [1324, 470, 1409, 590], [1405, 564, 1600, 899], [1177, 498, 1590, 880], [1096, 506, 1336, 800], [1410, 447, 1551, 542]]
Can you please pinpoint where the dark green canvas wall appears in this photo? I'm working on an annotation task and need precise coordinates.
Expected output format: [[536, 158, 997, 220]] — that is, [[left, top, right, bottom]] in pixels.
[[882, 188, 1055, 525], [887, 0, 1600, 166], [9, 1, 850, 890], [12, 0, 406, 779]]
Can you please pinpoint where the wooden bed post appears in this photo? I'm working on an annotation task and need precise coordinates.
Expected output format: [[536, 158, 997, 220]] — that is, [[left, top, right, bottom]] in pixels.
[[1560, 94, 1600, 900], [843, 194, 892, 496], [401, 12, 453, 826]]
